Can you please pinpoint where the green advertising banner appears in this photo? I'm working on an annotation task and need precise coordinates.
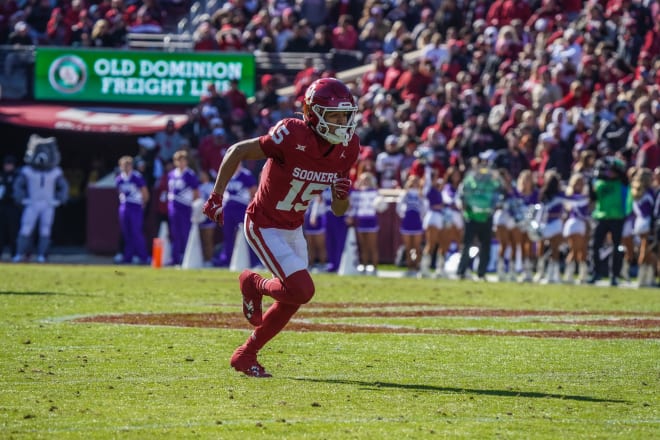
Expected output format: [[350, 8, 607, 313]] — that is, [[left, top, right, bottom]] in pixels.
[[34, 48, 255, 104]]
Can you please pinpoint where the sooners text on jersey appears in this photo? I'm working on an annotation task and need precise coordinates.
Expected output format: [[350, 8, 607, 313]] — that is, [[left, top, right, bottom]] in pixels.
[[247, 118, 360, 229]]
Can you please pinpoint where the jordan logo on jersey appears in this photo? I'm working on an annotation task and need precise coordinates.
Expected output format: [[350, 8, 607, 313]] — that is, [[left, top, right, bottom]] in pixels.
[[296, 144, 306, 152]]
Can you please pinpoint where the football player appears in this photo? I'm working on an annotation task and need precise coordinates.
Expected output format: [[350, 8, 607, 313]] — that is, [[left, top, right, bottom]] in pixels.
[[203, 78, 360, 377]]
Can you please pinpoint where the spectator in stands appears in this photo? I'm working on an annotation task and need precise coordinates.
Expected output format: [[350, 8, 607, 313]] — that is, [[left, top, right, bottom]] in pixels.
[[46, 7, 70, 45], [308, 24, 332, 53], [254, 74, 280, 111], [383, 50, 406, 93], [70, 9, 94, 46], [282, 21, 311, 52], [128, 7, 162, 33], [198, 127, 228, 180], [91, 19, 115, 47], [193, 21, 218, 51], [223, 78, 249, 115], [137, 0, 163, 26], [637, 123, 660, 170], [108, 9, 128, 46], [394, 58, 434, 107], [217, 23, 244, 51], [358, 21, 384, 54], [597, 102, 632, 155], [410, 7, 434, 43], [360, 51, 387, 96], [25, 0, 51, 43], [155, 119, 187, 164], [459, 112, 507, 162], [4, 21, 32, 77], [331, 14, 358, 50]]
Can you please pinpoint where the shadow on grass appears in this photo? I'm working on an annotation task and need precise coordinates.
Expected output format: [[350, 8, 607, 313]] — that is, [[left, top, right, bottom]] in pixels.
[[0, 291, 60, 296], [293, 379, 627, 403]]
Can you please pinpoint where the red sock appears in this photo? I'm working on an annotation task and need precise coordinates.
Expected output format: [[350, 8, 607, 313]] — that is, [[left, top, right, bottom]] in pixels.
[[256, 270, 315, 305], [245, 301, 300, 352]]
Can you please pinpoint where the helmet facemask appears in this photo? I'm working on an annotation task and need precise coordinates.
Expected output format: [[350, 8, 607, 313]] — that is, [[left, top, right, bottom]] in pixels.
[[303, 78, 358, 146], [308, 102, 358, 146]]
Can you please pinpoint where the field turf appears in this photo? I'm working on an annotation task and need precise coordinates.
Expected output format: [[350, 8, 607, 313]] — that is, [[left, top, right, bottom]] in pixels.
[[0, 264, 658, 439]]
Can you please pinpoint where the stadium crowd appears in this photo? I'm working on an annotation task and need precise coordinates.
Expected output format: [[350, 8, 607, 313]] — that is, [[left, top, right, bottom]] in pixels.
[[0, 0, 659, 285]]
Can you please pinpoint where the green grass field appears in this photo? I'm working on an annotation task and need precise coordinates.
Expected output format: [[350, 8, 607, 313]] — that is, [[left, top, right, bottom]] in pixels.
[[1, 264, 658, 439]]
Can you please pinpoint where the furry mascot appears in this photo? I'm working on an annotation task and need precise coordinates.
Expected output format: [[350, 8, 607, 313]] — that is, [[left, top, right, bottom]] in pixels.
[[13, 134, 68, 263]]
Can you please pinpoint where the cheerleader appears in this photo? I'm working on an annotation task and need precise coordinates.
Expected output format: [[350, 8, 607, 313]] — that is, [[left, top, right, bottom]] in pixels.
[[216, 163, 258, 267], [167, 150, 200, 265], [323, 186, 348, 273], [630, 168, 655, 287], [198, 170, 216, 267], [493, 168, 517, 281], [515, 170, 538, 282], [397, 174, 426, 276], [533, 171, 566, 284], [440, 166, 465, 263], [303, 194, 327, 272], [348, 171, 388, 275], [115, 156, 149, 265], [562, 173, 590, 283], [535, 170, 590, 283], [420, 173, 446, 278], [620, 167, 638, 281]]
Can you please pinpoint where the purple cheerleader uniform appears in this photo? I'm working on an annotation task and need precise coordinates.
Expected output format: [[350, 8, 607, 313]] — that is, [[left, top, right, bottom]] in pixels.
[[217, 167, 258, 267], [633, 189, 654, 236], [349, 188, 380, 232], [116, 170, 148, 263], [303, 195, 326, 235], [168, 167, 200, 265], [397, 189, 425, 235], [323, 187, 348, 272]]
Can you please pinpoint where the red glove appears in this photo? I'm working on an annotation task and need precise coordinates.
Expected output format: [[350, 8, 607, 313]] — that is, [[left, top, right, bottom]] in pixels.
[[202, 192, 224, 225], [332, 177, 351, 200]]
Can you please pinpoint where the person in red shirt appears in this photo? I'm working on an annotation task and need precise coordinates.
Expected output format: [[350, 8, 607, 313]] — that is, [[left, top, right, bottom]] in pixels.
[[202, 78, 360, 377], [223, 78, 249, 114], [636, 123, 660, 171], [394, 59, 434, 107], [383, 51, 405, 92], [552, 80, 591, 110], [360, 51, 387, 95], [198, 127, 229, 179], [331, 14, 358, 50]]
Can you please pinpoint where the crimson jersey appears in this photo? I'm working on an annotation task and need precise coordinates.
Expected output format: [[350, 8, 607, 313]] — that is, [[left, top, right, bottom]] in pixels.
[[246, 118, 360, 229]]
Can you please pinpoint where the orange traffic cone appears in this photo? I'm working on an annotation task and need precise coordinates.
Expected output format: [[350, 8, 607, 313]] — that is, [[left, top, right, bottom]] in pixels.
[[152, 238, 163, 268]]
